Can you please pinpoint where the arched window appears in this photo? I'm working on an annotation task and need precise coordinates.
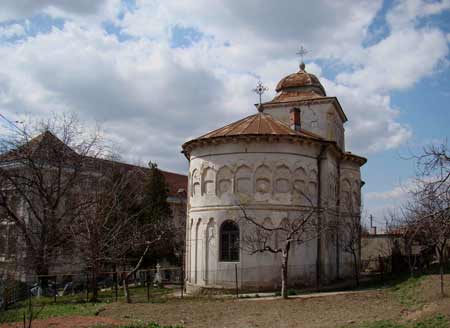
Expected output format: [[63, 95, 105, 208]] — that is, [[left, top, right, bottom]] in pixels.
[[220, 221, 240, 262]]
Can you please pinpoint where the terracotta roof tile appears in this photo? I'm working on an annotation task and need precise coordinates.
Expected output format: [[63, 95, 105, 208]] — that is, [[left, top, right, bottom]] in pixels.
[[193, 113, 324, 141], [0, 132, 188, 197]]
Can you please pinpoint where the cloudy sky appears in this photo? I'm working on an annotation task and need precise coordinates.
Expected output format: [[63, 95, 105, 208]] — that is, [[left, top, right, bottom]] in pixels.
[[0, 0, 449, 226]]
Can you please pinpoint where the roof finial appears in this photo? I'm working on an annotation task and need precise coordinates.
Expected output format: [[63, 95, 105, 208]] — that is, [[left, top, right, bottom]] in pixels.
[[296, 45, 308, 71], [253, 80, 268, 112]]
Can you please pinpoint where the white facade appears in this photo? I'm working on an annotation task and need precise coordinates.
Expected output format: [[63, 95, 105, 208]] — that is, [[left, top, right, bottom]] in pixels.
[[182, 66, 366, 292]]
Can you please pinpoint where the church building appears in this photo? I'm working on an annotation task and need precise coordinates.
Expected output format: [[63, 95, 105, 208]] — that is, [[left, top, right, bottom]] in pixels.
[[182, 59, 366, 292]]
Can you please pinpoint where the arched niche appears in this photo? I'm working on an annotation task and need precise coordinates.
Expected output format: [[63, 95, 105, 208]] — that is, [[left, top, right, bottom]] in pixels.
[[278, 218, 290, 241], [194, 218, 202, 284], [216, 166, 233, 197], [308, 181, 317, 203], [254, 164, 272, 194], [274, 164, 291, 193], [191, 168, 201, 197], [235, 165, 252, 194], [205, 218, 216, 285], [352, 180, 361, 209], [308, 169, 318, 203], [341, 179, 351, 208], [293, 166, 307, 194], [202, 167, 215, 196]]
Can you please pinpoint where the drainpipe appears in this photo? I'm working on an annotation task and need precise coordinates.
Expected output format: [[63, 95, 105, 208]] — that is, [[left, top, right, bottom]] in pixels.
[[336, 158, 341, 279], [316, 144, 327, 289], [181, 149, 190, 288]]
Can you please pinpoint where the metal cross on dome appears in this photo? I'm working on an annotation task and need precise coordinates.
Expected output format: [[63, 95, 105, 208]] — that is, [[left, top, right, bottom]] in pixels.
[[296, 45, 308, 62], [296, 45, 308, 70], [253, 80, 268, 106]]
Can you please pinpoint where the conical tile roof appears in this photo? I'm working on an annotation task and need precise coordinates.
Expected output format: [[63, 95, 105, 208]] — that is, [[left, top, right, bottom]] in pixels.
[[183, 112, 323, 150]]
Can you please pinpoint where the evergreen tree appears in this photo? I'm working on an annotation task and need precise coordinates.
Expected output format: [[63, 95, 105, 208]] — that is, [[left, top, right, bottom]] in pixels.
[[141, 161, 172, 225]]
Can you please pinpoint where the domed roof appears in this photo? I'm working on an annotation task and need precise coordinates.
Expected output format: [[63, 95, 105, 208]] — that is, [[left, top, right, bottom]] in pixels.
[[182, 113, 323, 154], [275, 65, 325, 95]]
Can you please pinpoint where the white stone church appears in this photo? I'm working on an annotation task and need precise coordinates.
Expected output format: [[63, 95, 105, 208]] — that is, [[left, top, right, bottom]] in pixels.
[[182, 61, 366, 292]]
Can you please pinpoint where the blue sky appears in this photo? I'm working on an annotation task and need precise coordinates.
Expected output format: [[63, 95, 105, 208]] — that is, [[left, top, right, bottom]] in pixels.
[[0, 0, 449, 227]]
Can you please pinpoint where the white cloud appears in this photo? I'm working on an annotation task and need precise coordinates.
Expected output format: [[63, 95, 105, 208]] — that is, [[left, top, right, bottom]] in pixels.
[[0, 0, 449, 172], [0, 23, 26, 38], [366, 184, 411, 201], [386, 0, 450, 30], [324, 79, 412, 153], [336, 28, 449, 92], [0, 0, 117, 21]]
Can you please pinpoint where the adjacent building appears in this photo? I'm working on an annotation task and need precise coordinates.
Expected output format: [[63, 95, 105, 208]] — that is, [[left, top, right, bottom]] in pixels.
[[0, 131, 187, 280]]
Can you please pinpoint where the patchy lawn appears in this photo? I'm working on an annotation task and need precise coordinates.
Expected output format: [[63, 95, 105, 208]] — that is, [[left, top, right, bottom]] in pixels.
[[0, 302, 108, 324], [1, 274, 449, 328]]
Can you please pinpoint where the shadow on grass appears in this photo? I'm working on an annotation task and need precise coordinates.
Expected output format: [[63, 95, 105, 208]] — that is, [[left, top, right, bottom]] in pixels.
[[0, 286, 173, 324]]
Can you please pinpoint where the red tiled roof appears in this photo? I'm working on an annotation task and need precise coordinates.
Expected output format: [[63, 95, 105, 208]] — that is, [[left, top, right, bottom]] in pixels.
[[161, 171, 188, 196], [186, 112, 323, 143], [0, 131, 79, 162], [0, 131, 187, 197]]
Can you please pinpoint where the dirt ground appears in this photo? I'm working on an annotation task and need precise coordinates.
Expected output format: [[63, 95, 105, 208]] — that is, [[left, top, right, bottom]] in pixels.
[[102, 290, 405, 328], [2, 275, 450, 328], [0, 316, 124, 328], [100, 275, 450, 328]]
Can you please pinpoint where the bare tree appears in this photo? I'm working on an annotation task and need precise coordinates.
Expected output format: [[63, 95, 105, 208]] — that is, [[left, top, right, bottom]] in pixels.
[[0, 114, 104, 286], [70, 164, 142, 301], [406, 141, 450, 296], [339, 210, 362, 286], [72, 161, 173, 303], [239, 191, 321, 298], [411, 184, 450, 296]]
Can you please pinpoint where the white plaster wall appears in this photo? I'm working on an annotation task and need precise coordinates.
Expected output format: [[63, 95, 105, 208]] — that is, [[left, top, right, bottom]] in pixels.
[[185, 139, 363, 291], [187, 140, 326, 290], [264, 103, 345, 150]]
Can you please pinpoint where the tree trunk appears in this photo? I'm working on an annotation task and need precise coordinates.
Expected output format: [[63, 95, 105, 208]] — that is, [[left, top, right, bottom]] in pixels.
[[352, 251, 360, 287], [123, 244, 152, 303], [90, 269, 98, 302], [36, 260, 50, 293], [440, 258, 445, 297], [281, 243, 290, 299], [123, 272, 131, 304]]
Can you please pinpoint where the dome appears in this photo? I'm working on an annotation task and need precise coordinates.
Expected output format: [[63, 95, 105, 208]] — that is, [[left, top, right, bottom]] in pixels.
[[182, 112, 324, 157], [275, 65, 326, 96], [187, 113, 322, 141]]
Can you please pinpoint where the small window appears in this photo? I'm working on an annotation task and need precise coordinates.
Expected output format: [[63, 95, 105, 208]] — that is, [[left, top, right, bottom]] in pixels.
[[220, 221, 240, 262]]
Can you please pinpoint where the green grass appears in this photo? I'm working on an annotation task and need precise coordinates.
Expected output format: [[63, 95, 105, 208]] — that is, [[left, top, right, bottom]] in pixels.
[[0, 301, 107, 323], [340, 314, 449, 328], [390, 275, 425, 309], [0, 286, 172, 324], [413, 315, 450, 328]]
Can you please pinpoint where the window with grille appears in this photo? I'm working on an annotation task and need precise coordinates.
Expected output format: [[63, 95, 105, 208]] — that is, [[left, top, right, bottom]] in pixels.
[[220, 220, 239, 262]]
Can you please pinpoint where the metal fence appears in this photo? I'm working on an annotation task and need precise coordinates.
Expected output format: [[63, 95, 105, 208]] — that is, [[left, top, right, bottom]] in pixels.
[[1, 259, 410, 314], [0, 266, 184, 311]]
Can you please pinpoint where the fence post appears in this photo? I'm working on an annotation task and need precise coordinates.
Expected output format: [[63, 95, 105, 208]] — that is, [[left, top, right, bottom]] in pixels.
[[114, 272, 118, 302], [235, 264, 239, 299], [54, 275, 57, 303], [147, 271, 150, 303], [181, 265, 184, 299], [85, 273, 89, 302]]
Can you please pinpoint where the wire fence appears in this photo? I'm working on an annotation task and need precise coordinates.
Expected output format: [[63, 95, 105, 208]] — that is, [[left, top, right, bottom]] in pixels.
[[0, 266, 184, 312], [0, 257, 418, 314]]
